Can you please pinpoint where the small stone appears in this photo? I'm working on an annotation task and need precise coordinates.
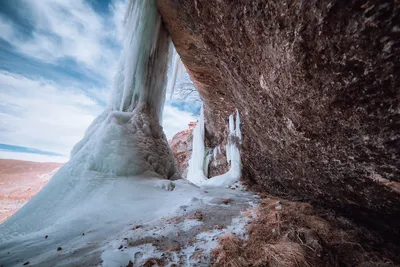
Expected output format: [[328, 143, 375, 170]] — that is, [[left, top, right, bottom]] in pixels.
[[45, 235, 48, 239], [118, 245, 123, 250], [57, 247, 62, 251], [23, 261, 30, 266]]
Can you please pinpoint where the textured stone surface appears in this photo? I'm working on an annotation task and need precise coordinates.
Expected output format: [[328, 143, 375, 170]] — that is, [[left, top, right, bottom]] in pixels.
[[158, 0, 400, 245], [169, 124, 194, 178]]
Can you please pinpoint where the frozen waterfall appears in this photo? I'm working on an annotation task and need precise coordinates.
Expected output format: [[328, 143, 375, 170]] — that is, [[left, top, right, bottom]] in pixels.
[[0, 1, 184, 266], [186, 104, 208, 185], [70, 0, 177, 178], [187, 108, 242, 187]]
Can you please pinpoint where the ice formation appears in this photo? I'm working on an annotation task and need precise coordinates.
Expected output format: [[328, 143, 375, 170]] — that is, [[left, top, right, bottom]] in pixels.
[[0, 1, 180, 265], [187, 107, 242, 187], [236, 108, 242, 142], [186, 105, 208, 185], [72, 0, 176, 178], [202, 111, 242, 187], [213, 145, 222, 166], [167, 49, 182, 99]]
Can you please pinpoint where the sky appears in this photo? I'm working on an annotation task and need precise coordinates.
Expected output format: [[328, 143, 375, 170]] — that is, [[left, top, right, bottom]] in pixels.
[[0, 0, 200, 163]]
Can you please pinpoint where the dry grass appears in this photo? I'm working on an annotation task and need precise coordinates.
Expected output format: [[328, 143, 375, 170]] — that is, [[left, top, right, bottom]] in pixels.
[[142, 257, 165, 267], [211, 199, 396, 267]]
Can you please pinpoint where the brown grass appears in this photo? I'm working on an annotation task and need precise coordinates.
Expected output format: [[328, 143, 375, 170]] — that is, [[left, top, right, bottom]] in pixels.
[[211, 199, 396, 267], [142, 257, 165, 267]]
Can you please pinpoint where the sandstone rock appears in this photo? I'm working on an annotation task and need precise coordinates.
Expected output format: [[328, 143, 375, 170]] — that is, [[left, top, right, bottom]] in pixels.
[[158, 0, 400, 243], [169, 122, 196, 178]]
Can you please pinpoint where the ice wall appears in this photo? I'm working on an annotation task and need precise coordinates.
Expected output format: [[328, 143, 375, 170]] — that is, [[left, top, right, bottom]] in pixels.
[[186, 105, 207, 184], [187, 108, 242, 187], [0, 2, 182, 265], [112, 0, 170, 120], [202, 111, 242, 187], [71, 0, 176, 178]]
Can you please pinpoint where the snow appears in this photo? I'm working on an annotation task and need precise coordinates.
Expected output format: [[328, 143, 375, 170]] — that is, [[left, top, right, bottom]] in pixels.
[[99, 185, 258, 267]]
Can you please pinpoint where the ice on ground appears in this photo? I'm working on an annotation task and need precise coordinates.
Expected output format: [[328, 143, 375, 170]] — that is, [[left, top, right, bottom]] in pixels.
[[100, 183, 258, 267]]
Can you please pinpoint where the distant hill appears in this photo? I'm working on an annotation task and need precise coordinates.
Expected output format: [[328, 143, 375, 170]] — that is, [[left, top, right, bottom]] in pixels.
[[0, 159, 62, 223]]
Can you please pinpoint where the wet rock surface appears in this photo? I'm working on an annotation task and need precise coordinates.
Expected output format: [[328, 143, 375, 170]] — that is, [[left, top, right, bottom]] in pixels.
[[157, 0, 400, 255]]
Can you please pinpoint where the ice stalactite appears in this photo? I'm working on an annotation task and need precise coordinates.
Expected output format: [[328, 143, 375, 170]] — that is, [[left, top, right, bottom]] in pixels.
[[235, 109, 242, 142], [167, 48, 182, 100], [187, 108, 242, 187], [202, 110, 242, 187], [0, 1, 186, 265], [213, 145, 221, 166], [229, 114, 235, 135], [187, 105, 207, 185], [72, 0, 177, 178]]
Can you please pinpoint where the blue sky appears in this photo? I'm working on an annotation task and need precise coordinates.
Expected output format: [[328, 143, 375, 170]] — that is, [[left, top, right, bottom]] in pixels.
[[0, 0, 199, 162]]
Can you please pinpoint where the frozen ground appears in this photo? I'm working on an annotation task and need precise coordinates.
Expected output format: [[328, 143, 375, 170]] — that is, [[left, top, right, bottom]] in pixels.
[[0, 171, 258, 266]]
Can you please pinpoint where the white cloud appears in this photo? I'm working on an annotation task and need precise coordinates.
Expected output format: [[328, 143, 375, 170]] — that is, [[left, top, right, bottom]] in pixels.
[[0, 0, 125, 82], [0, 71, 103, 156], [162, 105, 197, 139], [0, 0, 198, 162]]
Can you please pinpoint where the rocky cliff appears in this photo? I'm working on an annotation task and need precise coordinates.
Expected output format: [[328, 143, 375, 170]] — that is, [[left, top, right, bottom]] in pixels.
[[157, 0, 400, 249], [169, 122, 195, 178]]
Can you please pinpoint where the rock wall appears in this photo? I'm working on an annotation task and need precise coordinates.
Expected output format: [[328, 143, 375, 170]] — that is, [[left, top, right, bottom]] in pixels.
[[169, 121, 230, 178], [157, 0, 400, 243], [169, 123, 195, 178]]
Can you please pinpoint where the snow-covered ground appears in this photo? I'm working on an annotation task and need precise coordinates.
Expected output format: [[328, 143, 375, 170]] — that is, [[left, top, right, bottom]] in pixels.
[[0, 164, 257, 267]]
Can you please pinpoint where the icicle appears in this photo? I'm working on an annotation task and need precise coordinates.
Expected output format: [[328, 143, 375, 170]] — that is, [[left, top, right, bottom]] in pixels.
[[187, 104, 207, 185], [111, 0, 172, 121], [167, 49, 181, 100], [229, 114, 235, 135], [201, 113, 241, 187], [204, 151, 213, 177], [72, 0, 177, 178], [213, 145, 220, 166], [226, 143, 231, 163], [236, 109, 242, 141]]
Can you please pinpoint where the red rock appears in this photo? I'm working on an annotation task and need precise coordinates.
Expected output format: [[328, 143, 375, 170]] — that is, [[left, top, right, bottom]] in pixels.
[[0, 159, 62, 223]]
